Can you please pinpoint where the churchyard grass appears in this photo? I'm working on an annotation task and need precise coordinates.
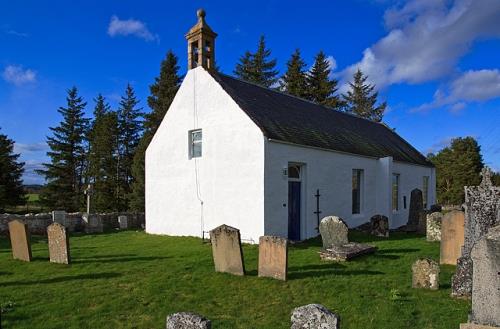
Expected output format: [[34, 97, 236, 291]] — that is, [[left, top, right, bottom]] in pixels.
[[0, 230, 470, 328]]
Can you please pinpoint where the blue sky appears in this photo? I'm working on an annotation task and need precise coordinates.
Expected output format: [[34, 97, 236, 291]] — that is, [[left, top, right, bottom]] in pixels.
[[1, 0, 499, 184]]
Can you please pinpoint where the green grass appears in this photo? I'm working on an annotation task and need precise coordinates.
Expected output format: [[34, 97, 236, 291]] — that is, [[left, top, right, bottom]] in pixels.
[[0, 231, 470, 329], [26, 194, 40, 202]]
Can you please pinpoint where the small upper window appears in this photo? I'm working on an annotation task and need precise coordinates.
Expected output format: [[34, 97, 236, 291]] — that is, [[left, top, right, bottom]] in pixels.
[[423, 176, 429, 209], [288, 165, 301, 180], [392, 173, 400, 211], [189, 129, 202, 158], [352, 169, 364, 214]]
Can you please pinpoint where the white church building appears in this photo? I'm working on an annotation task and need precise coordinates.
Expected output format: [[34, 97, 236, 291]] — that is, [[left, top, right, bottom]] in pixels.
[[145, 10, 436, 242]]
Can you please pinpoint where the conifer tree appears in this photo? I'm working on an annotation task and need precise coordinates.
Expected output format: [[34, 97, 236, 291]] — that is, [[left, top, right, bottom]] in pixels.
[[427, 137, 484, 204], [306, 51, 342, 109], [234, 35, 278, 88], [281, 49, 308, 98], [342, 68, 386, 122], [117, 84, 143, 210], [38, 87, 89, 211], [0, 128, 25, 212], [87, 94, 120, 212], [129, 51, 182, 211]]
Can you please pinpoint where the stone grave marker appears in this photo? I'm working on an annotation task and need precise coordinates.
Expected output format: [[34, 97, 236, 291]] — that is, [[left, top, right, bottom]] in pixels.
[[8, 219, 32, 262], [319, 216, 348, 248], [370, 214, 389, 237], [52, 210, 66, 226], [462, 225, 500, 328], [166, 312, 211, 329], [412, 258, 440, 290], [47, 222, 70, 264], [440, 210, 465, 265], [118, 215, 128, 229], [319, 215, 376, 261], [209, 224, 245, 276], [406, 188, 423, 232], [426, 212, 443, 242], [258, 236, 288, 281], [291, 304, 340, 329], [83, 213, 103, 233], [452, 167, 500, 297]]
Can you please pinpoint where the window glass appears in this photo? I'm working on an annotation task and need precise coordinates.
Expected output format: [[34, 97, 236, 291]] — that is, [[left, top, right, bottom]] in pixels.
[[190, 129, 202, 158], [288, 165, 301, 179], [392, 174, 400, 211], [423, 176, 429, 209], [352, 169, 363, 214]]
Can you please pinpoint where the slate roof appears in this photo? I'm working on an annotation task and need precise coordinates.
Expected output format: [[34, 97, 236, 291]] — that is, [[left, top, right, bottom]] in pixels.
[[212, 73, 433, 167]]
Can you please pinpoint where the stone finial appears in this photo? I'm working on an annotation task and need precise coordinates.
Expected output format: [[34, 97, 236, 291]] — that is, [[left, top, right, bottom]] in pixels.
[[480, 167, 493, 188], [197, 8, 206, 19]]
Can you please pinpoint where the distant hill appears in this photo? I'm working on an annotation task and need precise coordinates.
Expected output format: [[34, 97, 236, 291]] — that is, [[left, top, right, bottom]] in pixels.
[[23, 184, 44, 194]]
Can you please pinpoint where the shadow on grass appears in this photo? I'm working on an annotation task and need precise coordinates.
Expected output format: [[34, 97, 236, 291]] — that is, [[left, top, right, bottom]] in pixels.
[[288, 269, 384, 280], [72, 256, 171, 264], [0, 272, 121, 287], [0, 271, 13, 276], [377, 248, 420, 254], [75, 253, 138, 259]]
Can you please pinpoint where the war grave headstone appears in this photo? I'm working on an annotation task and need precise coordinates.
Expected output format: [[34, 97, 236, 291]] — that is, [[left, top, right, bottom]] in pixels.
[[209, 224, 245, 276]]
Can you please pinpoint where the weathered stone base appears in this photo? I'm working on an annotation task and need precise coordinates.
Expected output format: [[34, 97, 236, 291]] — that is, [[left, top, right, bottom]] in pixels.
[[452, 256, 473, 298], [319, 243, 377, 261], [460, 323, 500, 329]]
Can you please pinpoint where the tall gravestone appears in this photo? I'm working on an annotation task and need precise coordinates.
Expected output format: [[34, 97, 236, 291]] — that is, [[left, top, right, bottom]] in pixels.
[[452, 167, 500, 298], [406, 189, 423, 232], [47, 222, 70, 264], [209, 224, 245, 276], [440, 210, 465, 265], [258, 236, 288, 281], [8, 219, 32, 262]]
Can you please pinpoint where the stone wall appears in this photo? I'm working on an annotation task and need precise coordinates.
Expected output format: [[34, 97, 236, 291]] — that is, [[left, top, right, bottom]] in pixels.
[[0, 212, 145, 236]]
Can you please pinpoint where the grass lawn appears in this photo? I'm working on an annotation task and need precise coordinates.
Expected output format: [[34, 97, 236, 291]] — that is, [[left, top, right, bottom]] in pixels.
[[0, 230, 470, 328]]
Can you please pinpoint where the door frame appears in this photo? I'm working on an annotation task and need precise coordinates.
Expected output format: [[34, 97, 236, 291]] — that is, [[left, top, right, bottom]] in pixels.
[[287, 162, 306, 240]]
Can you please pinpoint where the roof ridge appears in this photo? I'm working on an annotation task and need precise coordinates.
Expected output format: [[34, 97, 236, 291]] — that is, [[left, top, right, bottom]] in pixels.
[[214, 71, 390, 127]]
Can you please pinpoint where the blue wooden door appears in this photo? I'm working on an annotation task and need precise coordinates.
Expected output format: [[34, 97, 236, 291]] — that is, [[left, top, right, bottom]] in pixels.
[[288, 181, 301, 240]]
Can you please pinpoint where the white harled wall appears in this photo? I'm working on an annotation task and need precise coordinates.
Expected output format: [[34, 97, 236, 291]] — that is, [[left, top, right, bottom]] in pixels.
[[145, 67, 265, 242]]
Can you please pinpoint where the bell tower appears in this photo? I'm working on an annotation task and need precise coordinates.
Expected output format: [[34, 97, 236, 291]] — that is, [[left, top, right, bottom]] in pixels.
[[185, 9, 217, 71]]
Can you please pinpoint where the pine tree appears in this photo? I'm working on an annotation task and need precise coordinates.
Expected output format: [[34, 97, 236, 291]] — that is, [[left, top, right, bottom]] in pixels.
[[342, 68, 386, 122], [38, 87, 89, 211], [306, 51, 342, 109], [281, 49, 308, 98], [117, 84, 143, 210], [0, 128, 25, 212], [129, 51, 182, 211], [87, 94, 120, 212], [428, 137, 484, 204], [234, 35, 278, 88]]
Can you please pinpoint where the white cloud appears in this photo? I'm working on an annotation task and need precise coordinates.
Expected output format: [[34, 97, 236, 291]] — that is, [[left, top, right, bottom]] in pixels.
[[2, 65, 37, 85], [14, 142, 48, 154], [412, 69, 500, 112], [107, 15, 159, 42], [6, 29, 29, 37], [326, 55, 337, 72], [339, 0, 500, 91]]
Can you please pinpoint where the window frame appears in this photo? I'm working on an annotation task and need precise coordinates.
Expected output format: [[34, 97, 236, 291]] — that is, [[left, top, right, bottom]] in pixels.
[[189, 129, 202, 159], [352, 169, 364, 215], [392, 173, 400, 212], [423, 176, 429, 209]]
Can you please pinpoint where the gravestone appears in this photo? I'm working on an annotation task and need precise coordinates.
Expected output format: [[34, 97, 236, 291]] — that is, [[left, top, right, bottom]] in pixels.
[[47, 222, 70, 264], [417, 210, 429, 235], [209, 224, 245, 276], [406, 189, 423, 232], [319, 216, 348, 248], [452, 167, 500, 298], [8, 219, 32, 262], [440, 210, 465, 265], [370, 214, 389, 237], [412, 258, 440, 290], [467, 226, 500, 327], [83, 213, 103, 233], [319, 215, 376, 261], [258, 236, 288, 281], [166, 312, 211, 329], [291, 304, 340, 329], [118, 215, 128, 229], [52, 210, 66, 226], [426, 212, 443, 242]]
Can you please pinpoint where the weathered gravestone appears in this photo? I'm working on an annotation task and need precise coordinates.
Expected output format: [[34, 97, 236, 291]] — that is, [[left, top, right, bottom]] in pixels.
[[370, 214, 389, 237], [118, 215, 128, 229], [166, 312, 211, 329], [406, 189, 423, 232], [47, 222, 70, 264], [8, 219, 32, 262], [258, 236, 288, 281], [412, 258, 440, 290], [83, 213, 103, 233], [440, 210, 465, 265], [52, 210, 66, 226], [452, 167, 500, 298], [426, 212, 443, 242], [291, 304, 340, 329], [461, 225, 500, 328], [319, 216, 348, 248], [319, 216, 376, 261], [209, 224, 245, 276]]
